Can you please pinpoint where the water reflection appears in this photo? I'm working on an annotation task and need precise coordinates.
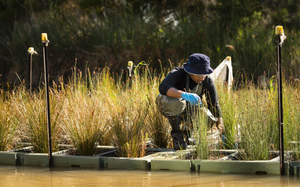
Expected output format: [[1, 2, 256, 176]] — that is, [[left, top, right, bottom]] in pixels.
[[0, 165, 299, 187]]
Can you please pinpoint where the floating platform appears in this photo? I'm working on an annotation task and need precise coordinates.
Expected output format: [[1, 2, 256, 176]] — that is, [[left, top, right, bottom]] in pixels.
[[0, 147, 299, 176]]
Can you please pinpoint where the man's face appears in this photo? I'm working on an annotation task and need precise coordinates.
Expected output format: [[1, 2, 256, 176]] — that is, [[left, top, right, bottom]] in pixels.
[[189, 74, 207, 84]]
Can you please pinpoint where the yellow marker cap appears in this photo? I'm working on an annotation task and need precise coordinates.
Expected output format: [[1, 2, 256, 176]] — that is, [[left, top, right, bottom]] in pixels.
[[128, 61, 133, 67], [275, 26, 283, 35], [41, 33, 48, 41], [28, 47, 34, 52]]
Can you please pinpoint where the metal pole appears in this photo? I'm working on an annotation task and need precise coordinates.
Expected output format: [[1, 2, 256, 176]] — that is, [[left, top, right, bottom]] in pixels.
[[275, 26, 286, 175], [29, 53, 32, 93], [127, 61, 133, 88], [27, 47, 37, 94], [42, 33, 53, 168]]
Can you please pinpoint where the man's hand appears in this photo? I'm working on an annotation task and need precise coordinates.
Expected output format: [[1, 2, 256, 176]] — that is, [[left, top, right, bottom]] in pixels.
[[181, 92, 201, 105], [216, 117, 225, 135]]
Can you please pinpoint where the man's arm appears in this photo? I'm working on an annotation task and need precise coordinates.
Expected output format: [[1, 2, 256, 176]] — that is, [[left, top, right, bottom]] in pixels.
[[159, 67, 200, 105], [166, 87, 184, 98]]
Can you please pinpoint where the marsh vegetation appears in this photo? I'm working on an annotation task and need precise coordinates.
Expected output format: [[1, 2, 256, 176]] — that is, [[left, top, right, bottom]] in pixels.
[[1, 63, 299, 161]]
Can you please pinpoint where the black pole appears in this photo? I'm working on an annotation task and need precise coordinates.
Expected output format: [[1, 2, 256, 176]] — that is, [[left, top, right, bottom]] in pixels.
[[127, 61, 133, 88], [42, 33, 53, 168], [29, 53, 33, 94], [28, 47, 37, 94], [276, 27, 285, 175]]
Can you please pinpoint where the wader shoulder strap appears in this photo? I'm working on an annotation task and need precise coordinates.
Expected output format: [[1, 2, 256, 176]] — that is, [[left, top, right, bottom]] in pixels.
[[186, 73, 189, 92], [195, 82, 203, 96], [186, 73, 203, 95]]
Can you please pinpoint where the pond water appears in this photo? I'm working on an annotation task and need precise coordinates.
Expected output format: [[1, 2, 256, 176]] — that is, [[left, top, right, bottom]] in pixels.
[[0, 165, 299, 187]]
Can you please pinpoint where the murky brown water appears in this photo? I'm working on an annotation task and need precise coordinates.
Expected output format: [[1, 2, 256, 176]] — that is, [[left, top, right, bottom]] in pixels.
[[0, 165, 299, 187]]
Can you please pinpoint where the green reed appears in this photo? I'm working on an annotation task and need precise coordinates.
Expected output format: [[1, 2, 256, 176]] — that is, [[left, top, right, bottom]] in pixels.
[[216, 82, 238, 149], [282, 77, 300, 160], [237, 88, 276, 160], [217, 73, 300, 160], [193, 106, 209, 159]]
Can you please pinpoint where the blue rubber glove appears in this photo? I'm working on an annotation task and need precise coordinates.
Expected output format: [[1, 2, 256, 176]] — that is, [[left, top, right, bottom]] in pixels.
[[181, 92, 201, 105]]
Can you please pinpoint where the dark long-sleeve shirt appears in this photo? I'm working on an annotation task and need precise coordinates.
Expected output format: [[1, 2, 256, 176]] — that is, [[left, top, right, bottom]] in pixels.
[[159, 66, 222, 117]]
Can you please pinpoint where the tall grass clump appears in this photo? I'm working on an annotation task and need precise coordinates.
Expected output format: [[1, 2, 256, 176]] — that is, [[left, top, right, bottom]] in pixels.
[[12, 86, 62, 153], [236, 80, 278, 160], [283, 77, 300, 160], [193, 105, 210, 159], [0, 95, 19, 151], [130, 61, 171, 149], [147, 98, 171, 148], [193, 72, 300, 161], [140, 63, 171, 148], [108, 71, 150, 157], [216, 82, 238, 149], [108, 93, 149, 158], [60, 69, 111, 156], [106, 63, 163, 157]]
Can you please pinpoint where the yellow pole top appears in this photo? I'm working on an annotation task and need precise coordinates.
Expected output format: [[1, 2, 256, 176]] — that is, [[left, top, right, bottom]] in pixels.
[[41, 33, 48, 42], [128, 61, 133, 67], [28, 47, 34, 52], [275, 26, 284, 35], [28, 47, 37, 55]]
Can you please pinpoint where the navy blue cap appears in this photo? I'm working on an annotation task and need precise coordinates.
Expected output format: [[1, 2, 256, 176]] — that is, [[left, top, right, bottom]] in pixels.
[[183, 53, 213, 75]]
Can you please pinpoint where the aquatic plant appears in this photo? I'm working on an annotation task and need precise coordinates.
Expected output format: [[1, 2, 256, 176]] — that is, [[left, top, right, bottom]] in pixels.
[[108, 91, 149, 158], [1, 61, 300, 161], [60, 94, 109, 156], [0, 97, 19, 151], [12, 86, 62, 153], [59, 68, 111, 156], [137, 63, 171, 149], [216, 82, 238, 149], [237, 88, 276, 160], [192, 104, 209, 159], [146, 98, 171, 149], [283, 77, 300, 160]]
